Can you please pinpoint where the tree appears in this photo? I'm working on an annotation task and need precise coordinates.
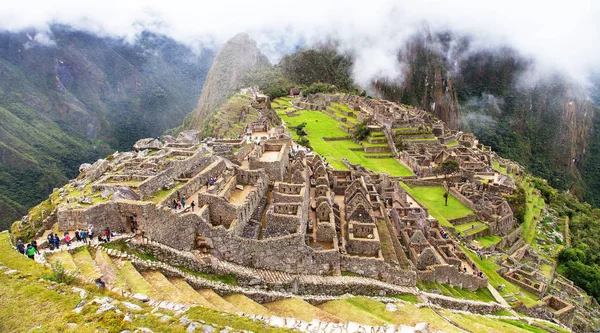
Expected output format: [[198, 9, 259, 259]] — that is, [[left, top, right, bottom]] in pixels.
[[293, 122, 308, 136], [436, 160, 459, 206], [352, 122, 371, 141]]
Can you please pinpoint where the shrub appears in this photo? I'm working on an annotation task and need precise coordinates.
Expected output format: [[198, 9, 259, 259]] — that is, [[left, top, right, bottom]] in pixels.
[[43, 260, 76, 285], [297, 136, 310, 148], [352, 122, 371, 141]]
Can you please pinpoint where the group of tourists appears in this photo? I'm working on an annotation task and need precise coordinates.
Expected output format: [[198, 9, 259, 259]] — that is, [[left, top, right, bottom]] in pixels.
[[461, 263, 485, 278], [16, 239, 39, 259], [172, 197, 195, 211], [16, 225, 118, 259]]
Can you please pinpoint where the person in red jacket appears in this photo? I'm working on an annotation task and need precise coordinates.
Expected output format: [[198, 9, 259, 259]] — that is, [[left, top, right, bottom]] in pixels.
[[105, 227, 111, 242]]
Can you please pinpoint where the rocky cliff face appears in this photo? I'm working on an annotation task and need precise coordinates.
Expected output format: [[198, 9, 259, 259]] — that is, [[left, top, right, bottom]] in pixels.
[[188, 33, 270, 130], [0, 26, 213, 230], [375, 31, 598, 197]]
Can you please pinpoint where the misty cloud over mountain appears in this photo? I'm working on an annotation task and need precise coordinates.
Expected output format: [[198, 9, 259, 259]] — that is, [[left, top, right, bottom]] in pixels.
[[2, 0, 599, 87]]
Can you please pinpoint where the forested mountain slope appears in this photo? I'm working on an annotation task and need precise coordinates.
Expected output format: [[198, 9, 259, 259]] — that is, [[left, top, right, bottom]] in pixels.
[[0, 26, 214, 229]]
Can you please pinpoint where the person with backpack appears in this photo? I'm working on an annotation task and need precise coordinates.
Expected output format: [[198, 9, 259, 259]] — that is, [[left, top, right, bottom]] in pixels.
[[80, 230, 87, 244], [16, 240, 25, 255], [53, 234, 60, 250], [26, 243, 36, 259], [47, 233, 54, 250], [65, 233, 71, 247], [75, 229, 81, 242], [31, 240, 39, 254]]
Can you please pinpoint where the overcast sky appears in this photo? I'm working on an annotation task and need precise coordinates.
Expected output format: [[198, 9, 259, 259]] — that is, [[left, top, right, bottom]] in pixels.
[[1, 0, 599, 86]]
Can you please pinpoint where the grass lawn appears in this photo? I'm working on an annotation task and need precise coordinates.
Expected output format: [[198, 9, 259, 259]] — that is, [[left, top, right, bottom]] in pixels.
[[400, 184, 473, 227], [446, 141, 458, 147], [473, 235, 502, 247], [417, 281, 496, 302], [460, 244, 540, 307], [317, 297, 458, 331], [454, 221, 486, 233], [520, 178, 545, 244], [441, 310, 554, 333], [278, 108, 412, 176]]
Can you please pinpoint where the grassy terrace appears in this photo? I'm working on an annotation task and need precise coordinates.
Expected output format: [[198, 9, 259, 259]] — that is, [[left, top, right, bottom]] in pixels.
[[454, 221, 488, 236], [400, 183, 473, 227], [520, 177, 545, 244], [276, 105, 412, 176], [417, 281, 496, 302], [474, 234, 502, 247], [460, 244, 540, 307]]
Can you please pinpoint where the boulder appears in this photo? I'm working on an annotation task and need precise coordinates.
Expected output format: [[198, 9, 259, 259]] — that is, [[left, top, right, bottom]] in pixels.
[[79, 163, 92, 173], [83, 159, 110, 181], [176, 130, 201, 144], [112, 186, 141, 201], [133, 138, 162, 151], [385, 303, 398, 312]]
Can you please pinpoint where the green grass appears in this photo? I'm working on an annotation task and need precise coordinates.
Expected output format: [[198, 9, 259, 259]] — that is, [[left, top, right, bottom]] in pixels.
[[441, 310, 551, 333], [445, 141, 458, 147], [520, 178, 545, 244], [454, 221, 486, 233], [148, 182, 184, 204], [279, 108, 412, 176], [389, 294, 420, 303], [317, 297, 458, 331], [474, 235, 503, 247], [417, 281, 496, 302], [401, 184, 473, 227], [460, 244, 540, 307], [0, 232, 49, 277]]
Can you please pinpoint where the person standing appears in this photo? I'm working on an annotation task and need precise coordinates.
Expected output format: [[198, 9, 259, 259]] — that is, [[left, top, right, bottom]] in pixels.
[[16, 240, 25, 255], [26, 243, 36, 259], [80, 230, 87, 244], [31, 240, 39, 254], [75, 229, 81, 242], [181, 197, 185, 208], [53, 234, 60, 250], [65, 233, 71, 247], [105, 227, 111, 242], [47, 233, 54, 250], [191, 201, 195, 212]]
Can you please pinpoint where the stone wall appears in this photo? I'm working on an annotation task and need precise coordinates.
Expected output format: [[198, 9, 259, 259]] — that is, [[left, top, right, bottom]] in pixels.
[[138, 149, 210, 198], [422, 293, 505, 314], [418, 264, 488, 291], [340, 255, 416, 286], [161, 157, 226, 206]]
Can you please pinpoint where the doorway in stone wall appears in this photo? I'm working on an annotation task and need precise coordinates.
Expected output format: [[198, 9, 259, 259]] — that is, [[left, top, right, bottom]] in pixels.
[[126, 214, 137, 234]]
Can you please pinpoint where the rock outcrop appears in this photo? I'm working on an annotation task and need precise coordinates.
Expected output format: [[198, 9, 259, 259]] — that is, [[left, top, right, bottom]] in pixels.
[[188, 33, 270, 131]]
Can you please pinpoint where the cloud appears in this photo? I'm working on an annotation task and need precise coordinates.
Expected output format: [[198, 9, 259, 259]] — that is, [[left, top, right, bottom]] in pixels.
[[1, 0, 599, 87]]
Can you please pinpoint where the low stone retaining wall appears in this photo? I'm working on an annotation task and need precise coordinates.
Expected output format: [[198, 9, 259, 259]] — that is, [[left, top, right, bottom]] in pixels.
[[322, 136, 352, 141], [364, 154, 393, 159], [448, 214, 477, 226], [422, 293, 505, 314], [417, 264, 488, 291], [364, 146, 391, 153]]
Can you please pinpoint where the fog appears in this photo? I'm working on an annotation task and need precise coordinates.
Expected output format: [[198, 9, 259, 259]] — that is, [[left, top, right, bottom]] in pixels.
[[2, 0, 598, 87]]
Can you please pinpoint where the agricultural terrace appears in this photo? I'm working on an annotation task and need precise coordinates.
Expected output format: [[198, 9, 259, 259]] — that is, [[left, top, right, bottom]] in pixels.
[[273, 99, 413, 176], [400, 183, 474, 227]]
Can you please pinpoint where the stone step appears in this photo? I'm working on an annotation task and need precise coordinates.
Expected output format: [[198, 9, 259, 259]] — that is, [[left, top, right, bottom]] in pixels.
[[196, 289, 239, 313], [140, 270, 193, 305], [263, 297, 343, 323], [46, 249, 78, 272], [111, 257, 157, 297], [94, 248, 128, 290], [223, 294, 274, 316], [71, 246, 102, 280], [168, 278, 218, 310]]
